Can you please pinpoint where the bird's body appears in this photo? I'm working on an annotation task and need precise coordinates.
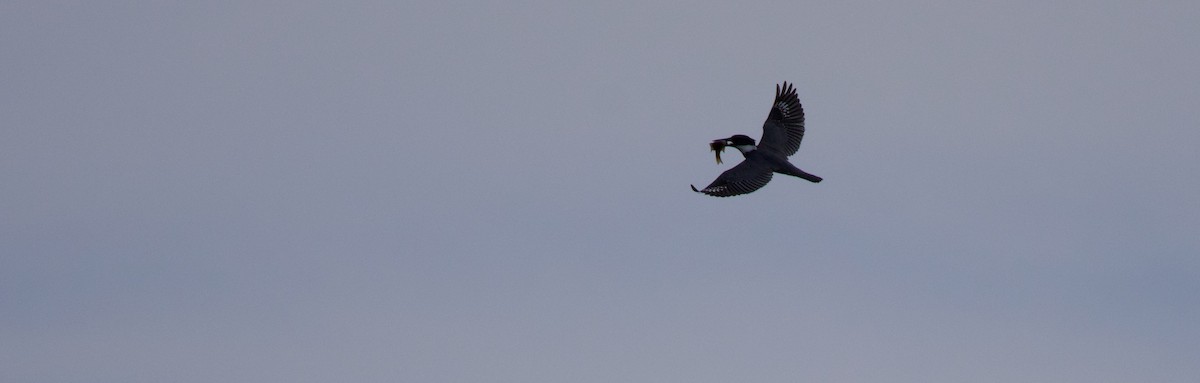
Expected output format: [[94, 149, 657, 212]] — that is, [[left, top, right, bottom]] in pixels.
[[691, 82, 822, 197]]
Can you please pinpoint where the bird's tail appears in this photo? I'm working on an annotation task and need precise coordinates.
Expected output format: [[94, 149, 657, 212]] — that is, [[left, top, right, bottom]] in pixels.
[[798, 172, 822, 183], [777, 161, 822, 183], [788, 169, 823, 183]]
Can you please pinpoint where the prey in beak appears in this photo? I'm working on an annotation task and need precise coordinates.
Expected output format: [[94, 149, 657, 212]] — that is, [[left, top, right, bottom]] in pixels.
[[709, 139, 729, 164]]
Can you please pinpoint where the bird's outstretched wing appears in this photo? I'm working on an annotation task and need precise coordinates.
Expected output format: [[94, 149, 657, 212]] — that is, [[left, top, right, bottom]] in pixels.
[[758, 82, 805, 156], [691, 159, 774, 197]]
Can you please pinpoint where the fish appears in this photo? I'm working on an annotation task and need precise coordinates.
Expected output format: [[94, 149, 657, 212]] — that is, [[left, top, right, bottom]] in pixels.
[[709, 139, 727, 164]]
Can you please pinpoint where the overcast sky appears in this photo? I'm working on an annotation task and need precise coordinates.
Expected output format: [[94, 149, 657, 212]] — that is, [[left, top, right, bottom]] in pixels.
[[3, 1, 1199, 382]]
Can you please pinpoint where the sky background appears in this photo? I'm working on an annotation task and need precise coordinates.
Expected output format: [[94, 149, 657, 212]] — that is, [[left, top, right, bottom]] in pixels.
[[3, 1, 1199, 382]]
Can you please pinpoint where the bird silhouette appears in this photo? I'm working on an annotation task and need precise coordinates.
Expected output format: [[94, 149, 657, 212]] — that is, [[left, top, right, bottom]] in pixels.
[[692, 82, 822, 197]]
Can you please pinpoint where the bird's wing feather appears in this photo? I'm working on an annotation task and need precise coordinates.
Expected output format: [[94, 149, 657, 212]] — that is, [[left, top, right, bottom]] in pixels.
[[693, 159, 774, 197], [758, 82, 806, 156]]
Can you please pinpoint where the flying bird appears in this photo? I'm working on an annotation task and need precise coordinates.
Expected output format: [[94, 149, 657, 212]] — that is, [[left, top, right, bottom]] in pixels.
[[691, 82, 822, 197]]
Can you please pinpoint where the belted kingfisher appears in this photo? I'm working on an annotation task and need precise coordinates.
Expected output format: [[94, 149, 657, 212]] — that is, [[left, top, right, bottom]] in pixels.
[[691, 82, 822, 197]]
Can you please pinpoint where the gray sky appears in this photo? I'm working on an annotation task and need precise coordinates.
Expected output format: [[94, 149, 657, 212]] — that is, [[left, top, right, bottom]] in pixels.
[[3, 1, 1198, 382]]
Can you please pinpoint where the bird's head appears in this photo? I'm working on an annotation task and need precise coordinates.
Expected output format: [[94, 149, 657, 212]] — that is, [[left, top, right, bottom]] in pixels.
[[716, 134, 757, 154]]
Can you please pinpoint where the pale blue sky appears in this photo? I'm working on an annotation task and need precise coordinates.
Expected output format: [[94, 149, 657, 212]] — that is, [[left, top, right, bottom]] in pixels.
[[3, 1, 1198, 382]]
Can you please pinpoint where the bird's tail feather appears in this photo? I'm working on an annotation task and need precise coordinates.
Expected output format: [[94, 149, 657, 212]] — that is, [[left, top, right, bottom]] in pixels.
[[791, 170, 822, 183]]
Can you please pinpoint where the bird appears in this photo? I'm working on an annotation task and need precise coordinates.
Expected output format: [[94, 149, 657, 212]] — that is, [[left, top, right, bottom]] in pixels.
[[691, 82, 822, 197]]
